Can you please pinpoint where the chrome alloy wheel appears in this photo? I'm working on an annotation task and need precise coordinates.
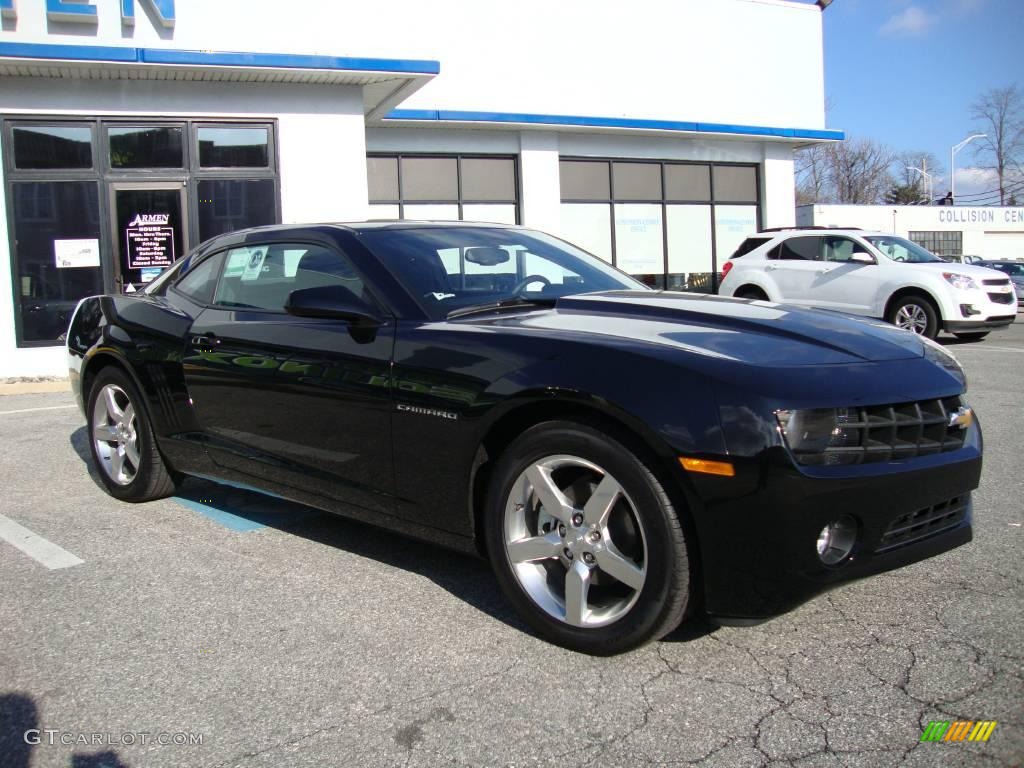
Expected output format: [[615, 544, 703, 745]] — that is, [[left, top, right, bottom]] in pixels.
[[894, 304, 929, 334], [92, 384, 140, 486], [503, 455, 648, 628]]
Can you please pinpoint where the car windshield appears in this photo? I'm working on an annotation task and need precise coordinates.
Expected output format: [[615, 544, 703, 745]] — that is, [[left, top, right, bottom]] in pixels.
[[865, 236, 945, 264], [358, 226, 645, 320]]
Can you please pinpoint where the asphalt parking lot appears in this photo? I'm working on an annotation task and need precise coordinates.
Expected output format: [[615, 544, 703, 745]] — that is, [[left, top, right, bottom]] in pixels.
[[1, 323, 1022, 768]]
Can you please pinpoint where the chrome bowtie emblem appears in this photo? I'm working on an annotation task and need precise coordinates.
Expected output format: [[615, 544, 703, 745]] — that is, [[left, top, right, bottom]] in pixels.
[[948, 406, 973, 430]]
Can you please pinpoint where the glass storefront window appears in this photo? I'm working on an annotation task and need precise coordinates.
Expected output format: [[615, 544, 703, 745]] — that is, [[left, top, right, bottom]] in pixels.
[[11, 181, 103, 343], [109, 126, 184, 169], [12, 125, 93, 170], [666, 205, 713, 292], [197, 179, 277, 241], [614, 203, 664, 288], [557, 159, 760, 291], [367, 154, 519, 223], [559, 204, 612, 263], [197, 127, 270, 168], [401, 157, 459, 201]]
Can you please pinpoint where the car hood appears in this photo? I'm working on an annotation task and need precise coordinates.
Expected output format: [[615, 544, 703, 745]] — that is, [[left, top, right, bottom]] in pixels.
[[907, 262, 1013, 281], [478, 291, 931, 367]]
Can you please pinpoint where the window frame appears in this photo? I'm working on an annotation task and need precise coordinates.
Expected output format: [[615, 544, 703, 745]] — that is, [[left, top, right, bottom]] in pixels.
[[367, 152, 520, 224], [172, 239, 386, 317], [3, 115, 282, 347], [558, 157, 763, 292]]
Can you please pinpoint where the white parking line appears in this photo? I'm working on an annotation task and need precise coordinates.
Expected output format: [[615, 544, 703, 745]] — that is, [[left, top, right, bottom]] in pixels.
[[957, 345, 1024, 353], [0, 404, 77, 416], [0, 514, 84, 570]]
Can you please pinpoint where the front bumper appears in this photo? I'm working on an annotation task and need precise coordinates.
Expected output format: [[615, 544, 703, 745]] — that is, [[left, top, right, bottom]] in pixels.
[[944, 316, 1015, 331], [690, 442, 981, 622]]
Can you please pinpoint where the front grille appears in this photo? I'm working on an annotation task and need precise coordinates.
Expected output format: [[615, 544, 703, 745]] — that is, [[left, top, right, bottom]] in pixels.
[[982, 278, 1010, 286], [988, 292, 1015, 304], [794, 397, 966, 466], [876, 495, 968, 552]]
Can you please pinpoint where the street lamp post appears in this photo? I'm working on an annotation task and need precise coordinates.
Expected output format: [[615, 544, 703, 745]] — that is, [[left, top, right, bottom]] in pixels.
[[906, 166, 933, 203], [950, 134, 987, 204]]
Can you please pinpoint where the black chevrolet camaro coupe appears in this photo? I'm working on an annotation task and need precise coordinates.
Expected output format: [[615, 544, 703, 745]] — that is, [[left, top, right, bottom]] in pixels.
[[67, 222, 981, 654]]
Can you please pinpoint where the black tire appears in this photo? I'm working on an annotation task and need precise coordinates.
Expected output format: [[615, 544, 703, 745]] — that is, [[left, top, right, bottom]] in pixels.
[[952, 332, 989, 342], [484, 420, 692, 655], [87, 366, 178, 502], [886, 294, 939, 339], [735, 286, 768, 301]]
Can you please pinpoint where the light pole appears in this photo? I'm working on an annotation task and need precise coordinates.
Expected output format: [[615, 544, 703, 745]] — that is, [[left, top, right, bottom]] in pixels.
[[950, 134, 986, 204], [906, 166, 933, 203]]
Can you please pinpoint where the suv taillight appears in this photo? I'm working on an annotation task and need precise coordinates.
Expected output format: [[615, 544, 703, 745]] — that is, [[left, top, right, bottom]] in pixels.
[[721, 261, 733, 279]]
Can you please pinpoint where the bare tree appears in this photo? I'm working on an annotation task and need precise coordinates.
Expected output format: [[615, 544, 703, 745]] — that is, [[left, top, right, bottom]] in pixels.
[[971, 84, 1024, 205], [893, 150, 945, 201], [796, 137, 896, 205], [795, 143, 829, 205]]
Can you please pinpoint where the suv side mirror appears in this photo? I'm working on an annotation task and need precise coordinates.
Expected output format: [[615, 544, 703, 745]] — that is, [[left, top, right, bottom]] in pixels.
[[285, 285, 383, 326], [850, 251, 876, 264]]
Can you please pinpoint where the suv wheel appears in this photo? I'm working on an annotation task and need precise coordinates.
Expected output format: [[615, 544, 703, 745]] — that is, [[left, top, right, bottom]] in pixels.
[[484, 420, 692, 655], [887, 295, 938, 339]]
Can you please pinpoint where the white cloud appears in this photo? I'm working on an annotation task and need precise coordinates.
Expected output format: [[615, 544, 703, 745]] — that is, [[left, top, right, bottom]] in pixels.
[[879, 6, 935, 36], [953, 167, 1000, 199]]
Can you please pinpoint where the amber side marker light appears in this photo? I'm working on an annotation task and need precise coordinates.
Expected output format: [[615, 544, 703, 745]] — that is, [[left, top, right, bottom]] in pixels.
[[679, 457, 735, 477]]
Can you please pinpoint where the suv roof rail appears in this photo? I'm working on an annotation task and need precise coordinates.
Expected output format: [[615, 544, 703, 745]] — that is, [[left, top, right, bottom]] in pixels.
[[759, 226, 862, 233]]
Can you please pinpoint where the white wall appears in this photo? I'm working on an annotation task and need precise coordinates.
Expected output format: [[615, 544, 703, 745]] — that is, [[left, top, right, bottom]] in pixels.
[[797, 204, 1024, 257], [2, 0, 827, 130]]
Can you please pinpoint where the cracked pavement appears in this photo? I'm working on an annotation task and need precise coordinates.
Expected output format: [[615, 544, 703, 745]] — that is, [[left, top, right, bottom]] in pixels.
[[1, 322, 1021, 767]]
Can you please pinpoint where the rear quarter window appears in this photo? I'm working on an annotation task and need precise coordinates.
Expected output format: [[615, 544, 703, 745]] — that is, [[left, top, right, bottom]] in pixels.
[[730, 237, 771, 259]]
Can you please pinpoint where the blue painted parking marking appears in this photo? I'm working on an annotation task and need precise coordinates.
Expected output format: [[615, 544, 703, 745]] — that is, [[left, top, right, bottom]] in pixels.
[[173, 479, 324, 533]]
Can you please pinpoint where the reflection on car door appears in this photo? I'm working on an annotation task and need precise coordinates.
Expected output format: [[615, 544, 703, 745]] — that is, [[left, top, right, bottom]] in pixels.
[[767, 236, 822, 306], [809, 236, 879, 316], [182, 241, 396, 515]]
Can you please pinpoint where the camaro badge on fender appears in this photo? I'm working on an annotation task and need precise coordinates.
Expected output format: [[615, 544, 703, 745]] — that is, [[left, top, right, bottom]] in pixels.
[[396, 403, 458, 421]]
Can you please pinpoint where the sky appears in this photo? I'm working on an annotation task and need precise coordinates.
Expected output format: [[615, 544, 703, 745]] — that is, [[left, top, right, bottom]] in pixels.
[[816, 0, 1024, 202]]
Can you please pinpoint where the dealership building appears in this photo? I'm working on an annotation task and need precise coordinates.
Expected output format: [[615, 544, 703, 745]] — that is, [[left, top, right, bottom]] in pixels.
[[0, 0, 840, 377], [797, 204, 1024, 260]]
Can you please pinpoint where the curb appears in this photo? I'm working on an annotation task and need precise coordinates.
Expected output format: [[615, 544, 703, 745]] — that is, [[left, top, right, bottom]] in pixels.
[[0, 380, 71, 396]]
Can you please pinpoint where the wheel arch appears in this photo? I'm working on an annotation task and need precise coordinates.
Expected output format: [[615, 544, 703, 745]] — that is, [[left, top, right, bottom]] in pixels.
[[733, 283, 771, 301], [884, 286, 944, 322], [467, 396, 706, 584]]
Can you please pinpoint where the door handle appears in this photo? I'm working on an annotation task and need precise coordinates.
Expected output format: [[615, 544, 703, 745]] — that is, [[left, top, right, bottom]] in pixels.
[[765, 264, 777, 271]]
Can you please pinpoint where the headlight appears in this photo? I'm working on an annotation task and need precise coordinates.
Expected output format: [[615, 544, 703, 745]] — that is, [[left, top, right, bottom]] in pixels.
[[775, 408, 862, 464], [942, 272, 979, 291]]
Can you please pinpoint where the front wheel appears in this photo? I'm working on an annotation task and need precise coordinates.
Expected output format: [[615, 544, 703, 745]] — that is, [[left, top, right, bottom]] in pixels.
[[952, 331, 989, 342], [887, 295, 939, 339], [87, 366, 178, 502], [484, 420, 692, 655]]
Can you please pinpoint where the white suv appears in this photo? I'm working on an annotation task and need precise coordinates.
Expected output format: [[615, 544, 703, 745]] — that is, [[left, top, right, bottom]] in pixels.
[[718, 228, 1017, 340]]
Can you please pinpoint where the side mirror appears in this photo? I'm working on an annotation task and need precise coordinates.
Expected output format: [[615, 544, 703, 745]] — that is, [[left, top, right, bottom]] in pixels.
[[285, 285, 382, 326], [850, 251, 876, 264]]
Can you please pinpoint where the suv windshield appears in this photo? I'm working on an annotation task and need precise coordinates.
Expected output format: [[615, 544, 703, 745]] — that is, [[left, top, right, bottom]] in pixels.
[[358, 226, 645, 320], [865, 236, 945, 264]]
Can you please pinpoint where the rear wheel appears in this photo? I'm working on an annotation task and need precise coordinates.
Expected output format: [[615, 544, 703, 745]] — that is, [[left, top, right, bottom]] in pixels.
[[887, 295, 939, 339], [87, 366, 178, 502], [484, 420, 692, 655], [952, 331, 989, 342], [735, 286, 768, 301]]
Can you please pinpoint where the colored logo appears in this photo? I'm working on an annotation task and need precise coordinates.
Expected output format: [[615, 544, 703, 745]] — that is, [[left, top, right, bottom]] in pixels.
[[920, 720, 997, 742]]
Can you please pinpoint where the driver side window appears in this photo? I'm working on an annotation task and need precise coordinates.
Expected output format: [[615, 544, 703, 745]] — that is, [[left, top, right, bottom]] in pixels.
[[822, 237, 858, 263]]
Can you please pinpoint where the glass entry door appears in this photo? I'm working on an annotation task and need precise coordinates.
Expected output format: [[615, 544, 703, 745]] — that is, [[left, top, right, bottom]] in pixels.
[[109, 182, 189, 293]]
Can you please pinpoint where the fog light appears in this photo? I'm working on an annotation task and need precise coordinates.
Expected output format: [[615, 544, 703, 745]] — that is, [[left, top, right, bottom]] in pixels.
[[959, 303, 980, 317], [816, 515, 858, 565]]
